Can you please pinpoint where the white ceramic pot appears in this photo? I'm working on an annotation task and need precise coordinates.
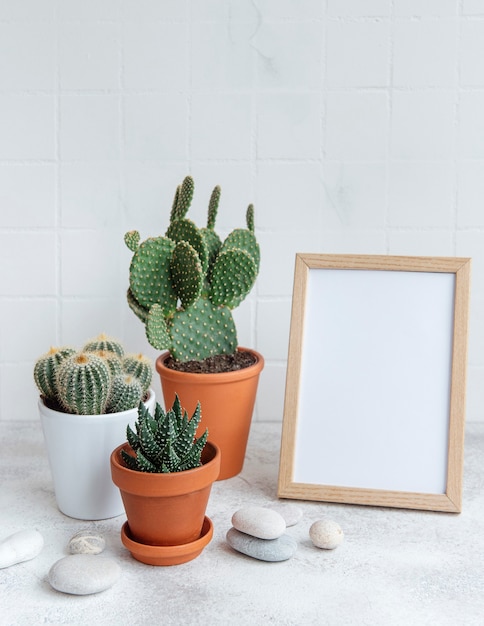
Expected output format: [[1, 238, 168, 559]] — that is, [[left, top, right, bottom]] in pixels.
[[39, 389, 155, 521]]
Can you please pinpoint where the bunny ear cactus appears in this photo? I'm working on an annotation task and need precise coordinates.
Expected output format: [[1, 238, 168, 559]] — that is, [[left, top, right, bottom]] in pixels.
[[125, 175, 259, 363]]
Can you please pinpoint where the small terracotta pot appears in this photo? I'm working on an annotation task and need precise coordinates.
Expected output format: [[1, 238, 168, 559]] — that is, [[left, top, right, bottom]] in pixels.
[[156, 347, 264, 480], [110, 440, 220, 551]]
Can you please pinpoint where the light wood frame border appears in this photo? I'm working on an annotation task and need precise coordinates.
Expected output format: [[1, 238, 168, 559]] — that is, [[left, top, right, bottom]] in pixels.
[[278, 254, 471, 513]]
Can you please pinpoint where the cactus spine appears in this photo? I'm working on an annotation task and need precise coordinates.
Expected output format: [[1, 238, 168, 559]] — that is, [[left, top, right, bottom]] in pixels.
[[107, 374, 143, 414], [83, 333, 125, 358], [122, 395, 208, 473], [122, 354, 152, 393], [57, 353, 111, 415], [34, 336, 153, 415], [125, 175, 259, 362], [34, 347, 77, 401]]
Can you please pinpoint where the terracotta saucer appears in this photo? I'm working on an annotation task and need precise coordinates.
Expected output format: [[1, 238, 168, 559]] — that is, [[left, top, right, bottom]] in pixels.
[[121, 517, 213, 566]]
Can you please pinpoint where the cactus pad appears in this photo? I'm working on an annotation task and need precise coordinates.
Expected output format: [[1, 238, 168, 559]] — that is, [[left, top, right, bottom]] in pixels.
[[170, 175, 194, 222], [170, 241, 203, 309], [210, 248, 257, 308], [146, 304, 172, 351], [129, 236, 177, 314], [170, 297, 237, 362], [166, 218, 209, 273], [124, 230, 140, 252]]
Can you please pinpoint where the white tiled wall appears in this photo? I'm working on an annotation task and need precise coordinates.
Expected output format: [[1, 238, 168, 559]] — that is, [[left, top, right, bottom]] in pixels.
[[1, 0, 483, 423]]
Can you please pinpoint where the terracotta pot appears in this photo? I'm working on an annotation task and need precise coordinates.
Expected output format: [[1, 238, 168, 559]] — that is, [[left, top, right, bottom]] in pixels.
[[155, 347, 264, 480], [39, 389, 156, 521], [110, 440, 220, 556]]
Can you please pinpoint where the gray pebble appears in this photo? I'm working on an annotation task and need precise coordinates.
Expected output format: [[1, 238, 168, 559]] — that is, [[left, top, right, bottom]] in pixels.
[[48, 555, 120, 595], [232, 506, 286, 540], [68, 530, 106, 555], [226, 527, 297, 562], [265, 503, 303, 527]]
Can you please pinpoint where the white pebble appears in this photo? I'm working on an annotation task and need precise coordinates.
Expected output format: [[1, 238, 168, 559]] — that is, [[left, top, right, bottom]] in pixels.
[[68, 530, 105, 555], [49, 555, 120, 595], [265, 503, 303, 527], [0, 529, 44, 569], [232, 506, 286, 540], [309, 519, 344, 550]]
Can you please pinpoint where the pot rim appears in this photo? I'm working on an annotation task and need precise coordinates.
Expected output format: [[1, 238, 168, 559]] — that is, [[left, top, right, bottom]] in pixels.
[[155, 347, 264, 384], [110, 440, 221, 496], [38, 388, 155, 421]]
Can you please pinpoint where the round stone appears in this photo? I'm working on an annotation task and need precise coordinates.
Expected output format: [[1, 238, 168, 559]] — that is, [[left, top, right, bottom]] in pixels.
[[309, 519, 344, 550], [48, 555, 121, 595], [226, 528, 297, 562], [232, 506, 286, 540], [265, 503, 303, 527], [68, 530, 106, 555]]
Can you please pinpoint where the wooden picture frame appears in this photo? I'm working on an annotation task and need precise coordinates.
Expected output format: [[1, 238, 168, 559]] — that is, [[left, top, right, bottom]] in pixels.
[[278, 254, 471, 512]]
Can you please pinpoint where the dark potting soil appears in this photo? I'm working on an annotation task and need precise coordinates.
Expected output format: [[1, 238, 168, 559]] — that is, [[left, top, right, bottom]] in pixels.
[[164, 350, 257, 374]]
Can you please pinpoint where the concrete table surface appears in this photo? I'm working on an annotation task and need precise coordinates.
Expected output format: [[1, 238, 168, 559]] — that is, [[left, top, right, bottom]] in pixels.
[[1, 421, 483, 626]]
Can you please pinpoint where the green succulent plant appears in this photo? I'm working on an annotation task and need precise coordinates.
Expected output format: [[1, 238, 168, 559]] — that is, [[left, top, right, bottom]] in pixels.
[[124, 175, 259, 362], [121, 395, 208, 473], [34, 335, 153, 415]]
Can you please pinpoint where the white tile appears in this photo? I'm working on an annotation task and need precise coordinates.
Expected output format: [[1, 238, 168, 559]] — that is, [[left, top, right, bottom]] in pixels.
[[257, 231, 323, 297], [1, 299, 57, 361], [60, 95, 120, 160], [326, 19, 390, 88], [254, 363, 287, 422], [387, 231, 454, 256], [254, 21, 323, 90], [123, 94, 188, 160], [463, 0, 484, 15], [257, 299, 292, 361], [123, 22, 188, 90], [61, 230, 124, 297], [325, 92, 389, 160], [0, 0, 55, 19], [0, 95, 55, 160], [327, 0, 391, 16], [388, 162, 454, 228], [60, 162, 121, 229], [391, 90, 455, 160], [191, 21, 254, 91], [61, 296, 125, 347], [58, 0, 120, 19], [456, 231, 484, 301], [468, 299, 484, 367], [191, 94, 252, 160], [459, 20, 484, 87], [0, 364, 40, 422], [458, 161, 484, 228], [251, 0, 323, 19], [322, 162, 387, 229], [121, 0, 187, 20], [123, 163, 189, 232], [0, 164, 56, 228], [257, 93, 321, 160], [0, 22, 56, 90], [458, 92, 484, 159], [393, 19, 458, 88], [394, 0, 458, 16], [255, 162, 323, 230], [320, 229, 387, 254], [465, 366, 484, 422], [59, 23, 120, 91], [0, 232, 56, 296]]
